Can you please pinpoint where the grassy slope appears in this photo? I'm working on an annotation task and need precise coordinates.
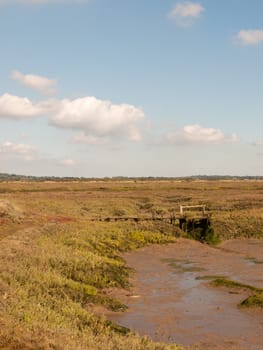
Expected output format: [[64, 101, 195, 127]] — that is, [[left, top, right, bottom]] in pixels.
[[0, 223, 181, 350], [0, 179, 263, 349]]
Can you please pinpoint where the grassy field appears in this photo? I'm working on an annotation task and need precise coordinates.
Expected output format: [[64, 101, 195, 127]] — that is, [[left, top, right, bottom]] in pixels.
[[0, 179, 263, 349]]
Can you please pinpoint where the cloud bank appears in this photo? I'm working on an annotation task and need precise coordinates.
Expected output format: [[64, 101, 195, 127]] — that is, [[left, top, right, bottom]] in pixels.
[[166, 124, 238, 144], [0, 91, 145, 142]]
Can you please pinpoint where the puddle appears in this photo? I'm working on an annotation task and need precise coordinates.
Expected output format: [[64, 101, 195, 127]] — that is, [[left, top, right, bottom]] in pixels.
[[108, 239, 263, 350]]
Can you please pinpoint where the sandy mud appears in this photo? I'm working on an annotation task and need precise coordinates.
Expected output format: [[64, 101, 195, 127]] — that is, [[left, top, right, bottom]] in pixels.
[[107, 239, 263, 350]]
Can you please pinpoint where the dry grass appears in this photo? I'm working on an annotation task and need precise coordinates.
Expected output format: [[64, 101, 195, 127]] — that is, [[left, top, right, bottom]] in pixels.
[[0, 179, 263, 349]]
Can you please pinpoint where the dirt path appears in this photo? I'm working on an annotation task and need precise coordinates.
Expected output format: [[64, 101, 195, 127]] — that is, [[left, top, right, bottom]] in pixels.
[[107, 239, 263, 350]]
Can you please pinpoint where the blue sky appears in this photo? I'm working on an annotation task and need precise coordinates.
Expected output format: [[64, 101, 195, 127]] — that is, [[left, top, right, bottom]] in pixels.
[[0, 0, 263, 177]]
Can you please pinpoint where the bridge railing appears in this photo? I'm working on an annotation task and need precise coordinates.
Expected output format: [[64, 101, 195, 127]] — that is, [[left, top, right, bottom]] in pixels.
[[179, 205, 206, 216]]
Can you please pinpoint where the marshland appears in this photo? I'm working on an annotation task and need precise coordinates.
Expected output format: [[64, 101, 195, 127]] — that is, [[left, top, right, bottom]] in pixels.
[[0, 179, 262, 349]]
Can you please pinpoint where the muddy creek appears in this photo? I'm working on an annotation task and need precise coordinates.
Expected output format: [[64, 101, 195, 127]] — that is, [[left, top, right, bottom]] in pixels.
[[108, 239, 263, 349]]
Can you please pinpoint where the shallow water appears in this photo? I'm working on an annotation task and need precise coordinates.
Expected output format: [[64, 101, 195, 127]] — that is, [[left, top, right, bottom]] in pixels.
[[108, 239, 263, 349]]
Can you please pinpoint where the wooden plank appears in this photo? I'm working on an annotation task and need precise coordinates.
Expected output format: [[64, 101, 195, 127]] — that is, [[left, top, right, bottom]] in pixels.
[[180, 205, 206, 215]]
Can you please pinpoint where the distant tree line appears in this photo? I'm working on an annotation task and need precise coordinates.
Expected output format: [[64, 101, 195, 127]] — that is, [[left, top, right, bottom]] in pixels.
[[0, 173, 263, 182]]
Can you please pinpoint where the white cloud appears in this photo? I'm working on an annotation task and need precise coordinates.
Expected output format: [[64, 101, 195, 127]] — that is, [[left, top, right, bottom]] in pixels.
[[236, 30, 263, 45], [168, 2, 205, 26], [0, 93, 47, 119], [0, 141, 35, 155], [166, 124, 238, 144], [11, 71, 57, 96], [0, 91, 144, 142], [59, 159, 77, 166], [50, 96, 144, 142]]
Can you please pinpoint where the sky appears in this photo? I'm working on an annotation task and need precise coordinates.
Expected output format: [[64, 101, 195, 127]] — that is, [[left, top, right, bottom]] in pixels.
[[0, 0, 263, 177]]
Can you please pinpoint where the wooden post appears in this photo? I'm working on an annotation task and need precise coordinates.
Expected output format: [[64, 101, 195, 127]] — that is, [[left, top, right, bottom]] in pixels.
[[180, 205, 183, 215]]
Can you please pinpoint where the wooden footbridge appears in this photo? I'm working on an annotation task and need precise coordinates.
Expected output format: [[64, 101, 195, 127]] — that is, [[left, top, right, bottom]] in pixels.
[[91, 205, 210, 233]]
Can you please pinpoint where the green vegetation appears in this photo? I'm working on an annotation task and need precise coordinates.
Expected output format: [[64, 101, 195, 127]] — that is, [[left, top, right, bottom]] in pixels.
[[240, 293, 263, 308], [195, 275, 228, 281], [0, 220, 179, 349], [1, 179, 263, 348], [210, 277, 263, 308], [185, 225, 219, 244], [211, 277, 261, 292], [162, 258, 205, 273]]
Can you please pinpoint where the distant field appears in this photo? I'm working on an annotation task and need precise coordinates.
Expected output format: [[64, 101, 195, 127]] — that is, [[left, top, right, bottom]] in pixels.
[[0, 180, 262, 349]]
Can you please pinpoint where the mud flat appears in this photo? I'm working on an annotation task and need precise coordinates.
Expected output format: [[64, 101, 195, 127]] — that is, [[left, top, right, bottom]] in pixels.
[[108, 239, 263, 350]]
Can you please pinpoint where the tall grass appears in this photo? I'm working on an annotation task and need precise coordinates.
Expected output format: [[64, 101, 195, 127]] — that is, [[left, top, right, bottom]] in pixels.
[[0, 221, 181, 349]]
